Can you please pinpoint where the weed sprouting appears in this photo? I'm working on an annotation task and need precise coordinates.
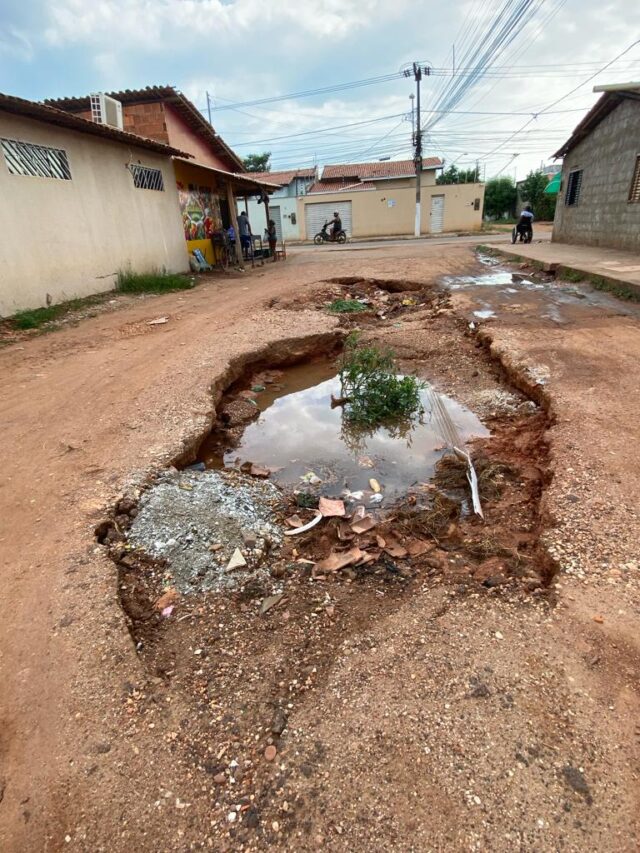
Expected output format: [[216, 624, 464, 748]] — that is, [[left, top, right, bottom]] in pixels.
[[339, 333, 424, 427], [327, 299, 368, 314], [116, 269, 193, 294]]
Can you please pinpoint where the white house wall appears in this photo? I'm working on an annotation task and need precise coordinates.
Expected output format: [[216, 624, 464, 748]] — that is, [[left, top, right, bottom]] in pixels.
[[242, 196, 300, 241], [0, 113, 188, 316]]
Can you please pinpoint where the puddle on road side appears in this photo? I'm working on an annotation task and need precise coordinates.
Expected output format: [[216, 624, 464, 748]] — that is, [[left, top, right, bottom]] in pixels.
[[473, 309, 496, 320], [198, 360, 488, 503]]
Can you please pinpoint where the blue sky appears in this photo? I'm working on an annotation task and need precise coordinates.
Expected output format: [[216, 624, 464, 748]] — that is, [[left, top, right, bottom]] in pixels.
[[2, 0, 639, 178]]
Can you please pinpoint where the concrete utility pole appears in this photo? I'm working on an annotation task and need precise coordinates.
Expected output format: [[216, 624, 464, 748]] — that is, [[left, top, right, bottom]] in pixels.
[[206, 91, 213, 126], [404, 63, 430, 237]]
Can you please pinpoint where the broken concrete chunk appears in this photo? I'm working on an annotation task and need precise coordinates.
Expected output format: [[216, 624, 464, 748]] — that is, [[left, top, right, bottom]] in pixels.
[[226, 548, 247, 571], [260, 594, 284, 615]]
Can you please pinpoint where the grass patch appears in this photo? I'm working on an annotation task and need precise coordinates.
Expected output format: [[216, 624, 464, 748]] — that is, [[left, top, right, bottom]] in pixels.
[[327, 298, 368, 314], [589, 275, 640, 302], [11, 296, 105, 330], [339, 333, 424, 427], [560, 268, 585, 283], [116, 269, 194, 294]]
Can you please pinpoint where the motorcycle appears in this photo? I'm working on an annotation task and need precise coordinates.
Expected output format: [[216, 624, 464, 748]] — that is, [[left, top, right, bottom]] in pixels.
[[511, 223, 533, 244], [314, 221, 347, 245]]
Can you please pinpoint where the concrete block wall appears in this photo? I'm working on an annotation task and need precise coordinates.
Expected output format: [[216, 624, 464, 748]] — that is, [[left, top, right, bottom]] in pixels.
[[553, 98, 640, 252]]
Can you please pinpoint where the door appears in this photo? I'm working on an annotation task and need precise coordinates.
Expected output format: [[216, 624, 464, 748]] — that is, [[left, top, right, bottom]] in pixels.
[[270, 205, 283, 241], [430, 194, 445, 234], [305, 201, 352, 239]]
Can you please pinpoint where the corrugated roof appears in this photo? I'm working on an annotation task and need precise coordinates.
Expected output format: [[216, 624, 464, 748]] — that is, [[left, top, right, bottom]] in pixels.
[[45, 85, 243, 171], [249, 167, 316, 185], [0, 91, 190, 157], [175, 157, 283, 192], [307, 180, 376, 194], [322, 158, 443, 180], [553, 83, 640, 158]]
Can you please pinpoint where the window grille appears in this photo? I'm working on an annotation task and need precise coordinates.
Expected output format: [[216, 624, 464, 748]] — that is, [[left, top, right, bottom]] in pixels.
[[629, 155, 640, 203], [1, 138, 71, 180], [129, 164, 164, 191], [565, 169, 583, 206]]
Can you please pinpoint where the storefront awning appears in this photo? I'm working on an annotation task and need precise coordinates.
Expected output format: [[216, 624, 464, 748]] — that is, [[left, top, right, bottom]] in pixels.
[[544, 171, 561, 194], [174, 158, 282, 195]]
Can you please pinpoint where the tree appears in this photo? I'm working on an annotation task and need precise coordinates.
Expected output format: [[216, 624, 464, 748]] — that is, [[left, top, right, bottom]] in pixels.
[[518, 169, 557, 221], [483, 177, 517, 219], [436, 163, 480, 185], [242, 152, 271, 173]]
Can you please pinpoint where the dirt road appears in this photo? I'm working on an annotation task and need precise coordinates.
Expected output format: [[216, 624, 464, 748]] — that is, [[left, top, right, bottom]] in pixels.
[[1, 239, 639, 851]]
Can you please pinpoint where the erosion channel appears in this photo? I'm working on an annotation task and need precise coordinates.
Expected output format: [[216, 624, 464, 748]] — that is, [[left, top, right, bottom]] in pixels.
[[97, 270, 555, 845]]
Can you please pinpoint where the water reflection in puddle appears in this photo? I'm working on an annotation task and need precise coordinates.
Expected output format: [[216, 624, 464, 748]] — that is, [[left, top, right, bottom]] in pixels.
[[199, 361, 488, 502]]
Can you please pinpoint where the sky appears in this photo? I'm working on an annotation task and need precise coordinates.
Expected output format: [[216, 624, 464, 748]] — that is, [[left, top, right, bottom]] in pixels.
[[1, 0, 639, 180]]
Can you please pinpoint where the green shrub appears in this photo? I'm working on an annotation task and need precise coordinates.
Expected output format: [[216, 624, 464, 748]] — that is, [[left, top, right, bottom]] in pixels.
[[339, 333, 424, 427]]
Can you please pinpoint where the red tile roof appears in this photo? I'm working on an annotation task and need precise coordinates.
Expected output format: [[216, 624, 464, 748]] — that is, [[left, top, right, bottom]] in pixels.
[[249, 167, 316, 185], [45, 85, 243, 170], [307, 180, 376, 194], [322, 158, 442, 180], [0, 91, 190, 157]]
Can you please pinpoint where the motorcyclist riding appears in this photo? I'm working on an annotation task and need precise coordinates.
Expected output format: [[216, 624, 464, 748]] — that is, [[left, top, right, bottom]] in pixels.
[[330, 211, 342, 240]]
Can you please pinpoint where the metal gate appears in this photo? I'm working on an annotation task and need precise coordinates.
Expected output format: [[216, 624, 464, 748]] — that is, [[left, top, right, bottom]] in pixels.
[[305, 200, 352, 239], [269, 205, 282, 241], [430, 194, 445, 233]]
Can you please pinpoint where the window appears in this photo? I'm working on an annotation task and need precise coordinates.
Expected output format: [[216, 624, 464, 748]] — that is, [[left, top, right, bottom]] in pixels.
[[1, 138, 71, 180], [129, 164, 164, 191], [565, 169, 583, 206], [629, 155, 640, 203], [474, 197, 480, 211]]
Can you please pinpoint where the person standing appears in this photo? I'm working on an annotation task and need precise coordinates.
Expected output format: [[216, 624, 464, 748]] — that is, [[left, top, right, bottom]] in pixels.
[[267, 219, 277, 261], [238, 210, 252, 258]]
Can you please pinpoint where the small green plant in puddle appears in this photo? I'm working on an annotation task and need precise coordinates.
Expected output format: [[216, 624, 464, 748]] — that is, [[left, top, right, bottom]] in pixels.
[[327, 298, 368, 314], [116, 268, 193, 294], [339, 333, 425, 427]]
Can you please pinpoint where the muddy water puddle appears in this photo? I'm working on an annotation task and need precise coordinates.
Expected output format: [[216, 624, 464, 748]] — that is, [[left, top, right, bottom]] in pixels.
[[198, 360, 488, 503]]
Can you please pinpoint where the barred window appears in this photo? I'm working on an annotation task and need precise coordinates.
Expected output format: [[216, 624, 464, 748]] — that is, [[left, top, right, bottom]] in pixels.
[[565, 169, 583, 206], [629, 155, 640, 203], [129, 164, 164, 191], [1, 138, 71, 180]]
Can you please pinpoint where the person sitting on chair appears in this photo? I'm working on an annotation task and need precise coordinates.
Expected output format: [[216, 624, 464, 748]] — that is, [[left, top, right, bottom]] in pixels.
[[516, 204, 534, 240]]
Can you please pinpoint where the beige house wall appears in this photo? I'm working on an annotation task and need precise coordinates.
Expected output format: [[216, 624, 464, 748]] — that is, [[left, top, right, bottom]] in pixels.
[[298, 182, 484, 240], [0, 114, 189, 316]]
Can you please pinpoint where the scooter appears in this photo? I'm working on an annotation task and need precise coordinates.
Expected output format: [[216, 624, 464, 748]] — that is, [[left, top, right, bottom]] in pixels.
[[511, 223, 533, 244], [314, 221, 347, 245]]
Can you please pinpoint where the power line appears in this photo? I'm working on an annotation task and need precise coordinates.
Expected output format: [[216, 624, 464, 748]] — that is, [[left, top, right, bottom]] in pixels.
[[482, 37, 640, 164]]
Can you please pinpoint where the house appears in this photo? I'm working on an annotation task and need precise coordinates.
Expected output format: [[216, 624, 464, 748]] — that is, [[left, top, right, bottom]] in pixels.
[[297, 158, 484, 239], [516, 164, 561, 209], [242, 168, 317, 241], [552, 82, 640, 252], [0, 92, 189, 316], [47, 86, 279, 265]]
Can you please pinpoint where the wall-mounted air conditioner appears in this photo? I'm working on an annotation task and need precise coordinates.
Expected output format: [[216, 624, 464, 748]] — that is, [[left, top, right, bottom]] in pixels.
[[90, 93, 124, 130]]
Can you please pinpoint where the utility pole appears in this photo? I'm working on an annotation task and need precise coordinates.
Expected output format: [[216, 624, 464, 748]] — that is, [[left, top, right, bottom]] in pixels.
[[206, 91, 213, 126], [404, 62, 430, 237], [409, 93, 415, 142]]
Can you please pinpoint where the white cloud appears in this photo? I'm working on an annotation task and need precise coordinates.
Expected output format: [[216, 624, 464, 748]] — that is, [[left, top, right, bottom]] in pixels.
[[43, 0, 390, 49], [0, 26, 33, 60]]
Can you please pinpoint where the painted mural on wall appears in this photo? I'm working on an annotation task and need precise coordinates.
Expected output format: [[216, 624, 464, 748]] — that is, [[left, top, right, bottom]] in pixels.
[[177, 183, 222, 241]]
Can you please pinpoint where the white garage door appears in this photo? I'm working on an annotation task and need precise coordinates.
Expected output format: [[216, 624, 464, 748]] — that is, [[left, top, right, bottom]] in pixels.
[[270, 205, 282, 241], [430, 194, 445, 233], [305, 201, 352, 239]]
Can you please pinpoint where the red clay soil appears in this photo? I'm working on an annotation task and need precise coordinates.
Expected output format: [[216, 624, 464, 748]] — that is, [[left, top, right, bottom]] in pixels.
[[1, 240, 640, 851]]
